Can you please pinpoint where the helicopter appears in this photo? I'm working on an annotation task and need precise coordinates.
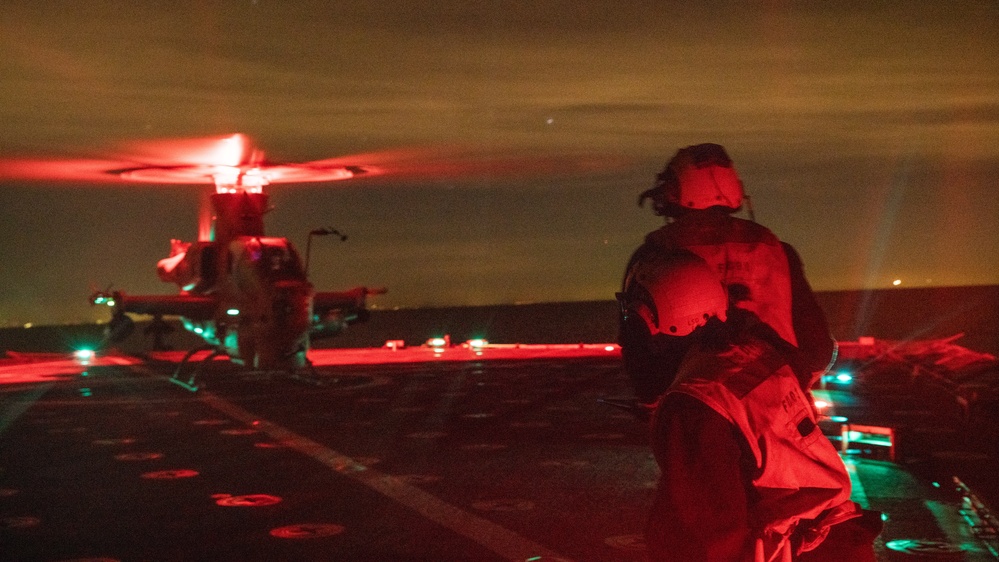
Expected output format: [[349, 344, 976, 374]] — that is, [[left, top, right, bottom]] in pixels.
[[1, 134, 627, 388], [60, 134, 384, 389]]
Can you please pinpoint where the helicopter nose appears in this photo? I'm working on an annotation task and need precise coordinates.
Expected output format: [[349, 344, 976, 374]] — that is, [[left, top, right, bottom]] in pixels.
[[256, 281, 312, 370]]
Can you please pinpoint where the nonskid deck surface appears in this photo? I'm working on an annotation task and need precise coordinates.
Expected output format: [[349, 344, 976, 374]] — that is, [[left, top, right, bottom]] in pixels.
[[0, 350, 996, 561]]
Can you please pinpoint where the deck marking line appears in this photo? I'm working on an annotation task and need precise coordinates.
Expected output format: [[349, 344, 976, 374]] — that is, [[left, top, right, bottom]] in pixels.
[[198, 390, 573, 562], [844, 458, 870, 509], [924, 500, 988, 555], [0, 384, 52, 435]]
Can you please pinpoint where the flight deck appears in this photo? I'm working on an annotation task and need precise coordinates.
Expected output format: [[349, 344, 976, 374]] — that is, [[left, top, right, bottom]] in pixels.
[[1, 346, 997, 561]]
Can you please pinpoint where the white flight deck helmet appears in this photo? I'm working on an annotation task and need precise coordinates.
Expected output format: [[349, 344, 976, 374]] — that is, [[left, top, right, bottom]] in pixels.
[[640, 143, 745, 215], [621, 251, 728, 337]]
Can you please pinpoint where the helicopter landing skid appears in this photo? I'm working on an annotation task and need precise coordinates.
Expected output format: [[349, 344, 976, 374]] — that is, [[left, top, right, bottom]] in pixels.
[[286, 357, 326, 387], [169, 345, 222, 392], [165, 346, 330, 392]]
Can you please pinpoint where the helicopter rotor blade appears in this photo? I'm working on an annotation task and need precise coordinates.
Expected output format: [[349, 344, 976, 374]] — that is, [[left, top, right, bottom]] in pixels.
[[0, 135, 630, 188]]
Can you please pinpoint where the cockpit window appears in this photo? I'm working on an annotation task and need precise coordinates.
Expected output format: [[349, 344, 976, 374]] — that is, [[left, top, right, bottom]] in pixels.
[[245, 238, 306, 281]]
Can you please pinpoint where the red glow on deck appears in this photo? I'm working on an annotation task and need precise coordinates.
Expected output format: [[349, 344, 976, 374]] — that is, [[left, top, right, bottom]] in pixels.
[[306, 342, 621, 366], [0, 344, 621, 386], [0, 353, 142, 384], [139, 342, 620, 368]]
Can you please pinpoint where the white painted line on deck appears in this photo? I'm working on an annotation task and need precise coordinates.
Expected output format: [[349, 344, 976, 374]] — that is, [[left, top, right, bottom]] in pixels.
[[0, 384, 52, 434], [844, 457, 870, 509], [923, 500, 991, 558], [198, 390, 573, 562]]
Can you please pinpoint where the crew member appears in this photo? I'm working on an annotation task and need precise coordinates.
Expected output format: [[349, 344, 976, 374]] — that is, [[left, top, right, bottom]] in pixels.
[[620, 251, 878, 561], [620, 143, 835, 406]]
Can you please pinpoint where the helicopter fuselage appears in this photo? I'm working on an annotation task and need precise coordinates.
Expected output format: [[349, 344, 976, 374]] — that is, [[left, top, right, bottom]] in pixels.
[[96, 190, 377, 373], [166, 235, 313, 370]]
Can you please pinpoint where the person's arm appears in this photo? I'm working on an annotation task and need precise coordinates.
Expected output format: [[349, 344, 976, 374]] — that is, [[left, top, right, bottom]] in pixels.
[[619, 314, 690, 408], [782, 242, 836, 387], [619, 241, 685, 408], [646, 393, 754, 561]]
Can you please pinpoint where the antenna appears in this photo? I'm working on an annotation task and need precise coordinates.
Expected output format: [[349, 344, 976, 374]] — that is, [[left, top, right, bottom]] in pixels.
[[305, 227, 348, 276]]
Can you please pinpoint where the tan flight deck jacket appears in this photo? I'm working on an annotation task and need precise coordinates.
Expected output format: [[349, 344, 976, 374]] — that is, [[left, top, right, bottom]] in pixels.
[[647, 339, 862, 562]]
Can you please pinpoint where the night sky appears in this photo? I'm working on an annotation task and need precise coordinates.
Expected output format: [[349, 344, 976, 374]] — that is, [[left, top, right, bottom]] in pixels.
[[1, 1, 998, 326]]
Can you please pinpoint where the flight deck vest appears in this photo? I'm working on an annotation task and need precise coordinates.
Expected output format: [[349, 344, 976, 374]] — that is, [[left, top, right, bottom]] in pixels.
[[645, 215, 796, 347], [667, 341, 853, 561]]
